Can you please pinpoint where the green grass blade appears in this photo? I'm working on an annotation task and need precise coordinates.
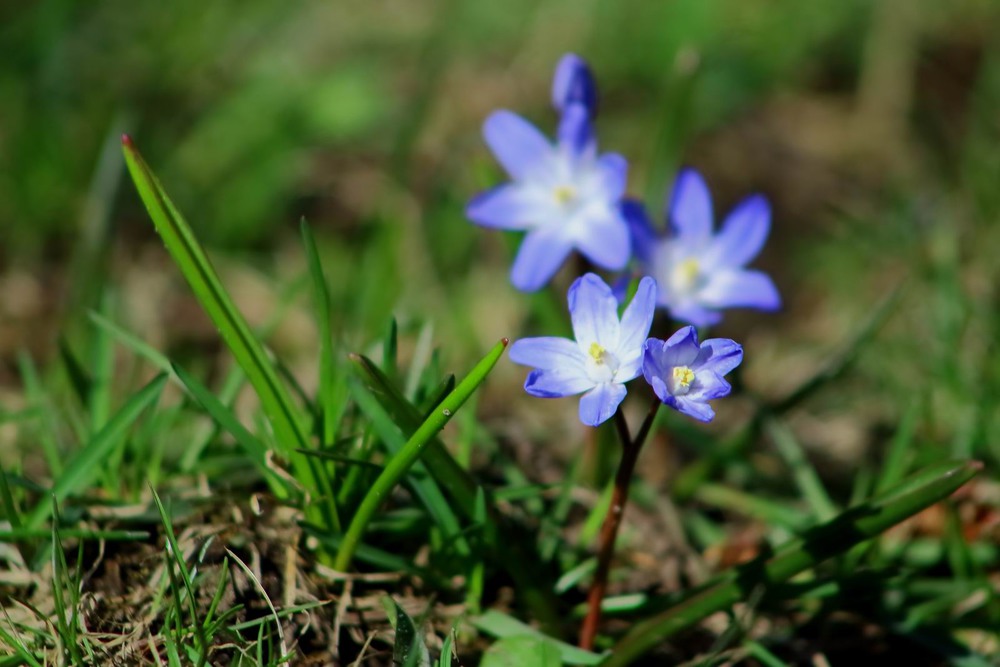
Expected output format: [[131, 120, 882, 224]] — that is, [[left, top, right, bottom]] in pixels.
[[602, 460, 981, 666], [0, 529, 148, 540], [349, 354, 479, 511], [172, 363, 289, 499], [382, 597, 430, 667], [24, 373, 167, 530], [874, 398, 921, 494], [0, 458, 22, 534], [15, 353, 62, 477], [151, 488, 208, 667], [88, 292, 116, 435], [121, 135, 306, 455], [693, 483, 810, 532], [348, 351, 563, 631], [348, 377, 470, 557], [120, 137, 335, 529], [87, 310, 173, 375], [300, 219, 345, 447], [333, 338, 507, 571], [0, 619, 43, 667], [765, 418, 838, 521]]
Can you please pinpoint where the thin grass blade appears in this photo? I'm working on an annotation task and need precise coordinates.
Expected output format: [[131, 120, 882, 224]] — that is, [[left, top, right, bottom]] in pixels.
[[333, 339, 507, 571], [120, 137, 335, 528]]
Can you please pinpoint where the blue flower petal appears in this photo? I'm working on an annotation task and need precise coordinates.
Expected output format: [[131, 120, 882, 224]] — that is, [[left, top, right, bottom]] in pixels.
[[510, 228, 573, 292], [552, 53, 598, 115], [621, 199, 658, 263], [578, 382, 627, 426], [615, 276, 657, 379], [568, 273, 621, 348], [660, 326, 701, 366], [668, 168, 713, 242], [696, 338, 744, 377], [700, 269, 781, 311], [557, 103, 595, 157], [598, 153, 628, 200], [672, 396, 716, 422], [509, 336, 586, 370], [483, 110, 552, 181], [691, 370, 732, 401], [646, 371, 670, 404], [574, 211, 630, 271], [702, 195, 771, 269], [466, 184, 538, 230], [525, 368, 594, 398]]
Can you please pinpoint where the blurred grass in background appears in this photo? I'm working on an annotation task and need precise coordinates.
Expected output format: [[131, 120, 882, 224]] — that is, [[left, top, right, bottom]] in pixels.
[[1, 0, 999, 470]]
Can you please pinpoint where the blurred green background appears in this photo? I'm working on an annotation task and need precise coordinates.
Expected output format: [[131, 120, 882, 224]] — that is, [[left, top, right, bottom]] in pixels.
[[2, 0, 1000, 467]]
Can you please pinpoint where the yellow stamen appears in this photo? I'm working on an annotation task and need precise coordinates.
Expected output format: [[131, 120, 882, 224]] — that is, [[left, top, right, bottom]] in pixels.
[[672, 366, 695, 389], [588, 342, 607, 364], [677, 258, 700, 285], [553, 185, 576, 205]]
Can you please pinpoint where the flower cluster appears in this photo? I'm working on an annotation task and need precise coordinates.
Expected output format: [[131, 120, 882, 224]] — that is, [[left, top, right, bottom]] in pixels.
[[510, 273, 741, 424], [469, 54, 779, 424]]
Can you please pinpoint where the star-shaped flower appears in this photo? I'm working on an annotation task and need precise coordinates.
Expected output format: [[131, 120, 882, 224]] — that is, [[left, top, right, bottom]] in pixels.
[[466, 57, 630, 292], [509, 273, 656, 426], [642, 326, 743, 422], [628, 168, 780, 326]]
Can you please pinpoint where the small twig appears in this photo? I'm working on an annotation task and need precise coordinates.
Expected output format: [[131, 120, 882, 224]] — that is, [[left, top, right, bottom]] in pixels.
[[579, 398, 661, 650]]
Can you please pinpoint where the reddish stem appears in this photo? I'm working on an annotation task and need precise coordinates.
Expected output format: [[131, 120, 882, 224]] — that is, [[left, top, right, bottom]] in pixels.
[[579, 398, 662, 650]]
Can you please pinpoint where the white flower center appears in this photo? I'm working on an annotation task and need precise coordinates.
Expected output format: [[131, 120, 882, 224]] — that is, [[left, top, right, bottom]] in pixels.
[[553, 185, 577, 206], [671, 257, 703, 294], [585, 342, 619, 384], [669, 366, 695, 396]]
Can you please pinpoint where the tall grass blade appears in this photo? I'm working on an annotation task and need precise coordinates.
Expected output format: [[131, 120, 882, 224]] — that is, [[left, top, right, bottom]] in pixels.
[[333, 338, 507, 571], [300, 219, 346, 448], [120, 136, 336, 530], [349, 378, 469, 556], [348, 352, 562, 631]]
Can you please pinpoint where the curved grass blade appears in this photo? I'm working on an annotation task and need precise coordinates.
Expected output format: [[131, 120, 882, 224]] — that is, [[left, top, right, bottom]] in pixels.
[[349, 354, 478, 510], [348, 351, 563, 632], [349, 378, 470, 557], [602, 460, 981, 666], [333, 338, 507, 572], [24, 373, 167, 530], [382, 597, 431, 667], [121, 136, 336, 530]]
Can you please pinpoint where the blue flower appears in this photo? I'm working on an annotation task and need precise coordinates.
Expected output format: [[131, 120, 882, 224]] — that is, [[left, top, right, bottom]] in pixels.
[[509, 273, 656, 426], [552, 53, 598, 116], [642, 326, 743, 422], [466, 58, 630, 292], [628, 168, 780, 326]]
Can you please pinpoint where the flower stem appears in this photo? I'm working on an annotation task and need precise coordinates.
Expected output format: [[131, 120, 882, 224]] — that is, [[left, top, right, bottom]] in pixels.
[[579, 398, 662, 650]]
